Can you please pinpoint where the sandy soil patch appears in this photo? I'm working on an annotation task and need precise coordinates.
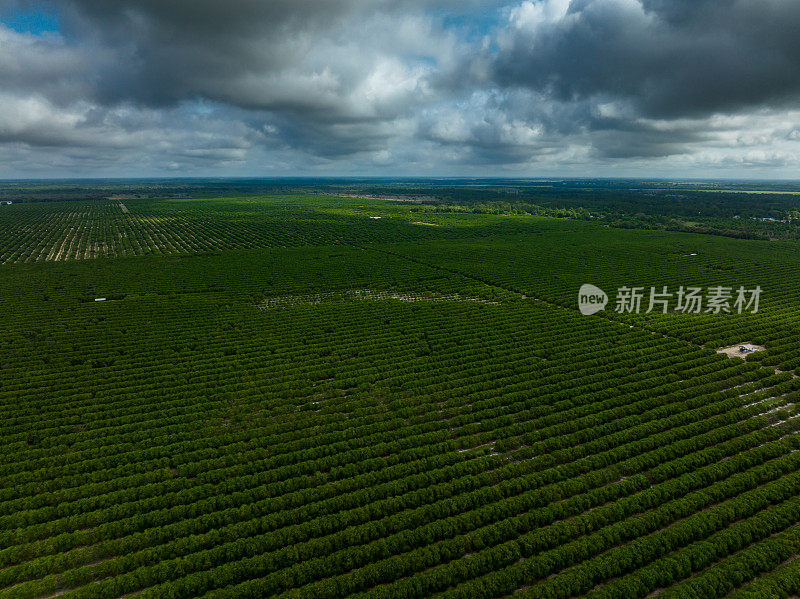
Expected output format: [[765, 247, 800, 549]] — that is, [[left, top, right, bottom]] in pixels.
[[328, 193, 429, 203], [412, 221, 439, 226], [717, 342, 766, 358], [260, 289, 498, 309]]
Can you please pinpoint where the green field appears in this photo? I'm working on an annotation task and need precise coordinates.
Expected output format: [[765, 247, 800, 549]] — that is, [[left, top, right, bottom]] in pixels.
[[3, 194, 800, 598]]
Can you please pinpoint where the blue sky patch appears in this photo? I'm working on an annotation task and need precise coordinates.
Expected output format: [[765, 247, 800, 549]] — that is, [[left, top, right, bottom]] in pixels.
[[1, 6, 60, 35]]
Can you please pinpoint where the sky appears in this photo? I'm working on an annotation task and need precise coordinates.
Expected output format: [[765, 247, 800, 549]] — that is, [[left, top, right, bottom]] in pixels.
[[1, 0, 800, 179]]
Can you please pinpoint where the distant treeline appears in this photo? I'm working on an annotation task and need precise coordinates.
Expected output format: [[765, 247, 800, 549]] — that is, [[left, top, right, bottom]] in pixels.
[[3, 177, 800, 240]]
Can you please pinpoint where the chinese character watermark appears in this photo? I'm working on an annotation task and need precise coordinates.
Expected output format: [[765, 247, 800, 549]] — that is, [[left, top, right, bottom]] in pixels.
[[578, 284, 760, 315]]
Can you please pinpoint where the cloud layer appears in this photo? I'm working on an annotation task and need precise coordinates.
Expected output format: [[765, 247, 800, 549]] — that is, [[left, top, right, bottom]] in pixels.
[[1, 0, 800, 177]]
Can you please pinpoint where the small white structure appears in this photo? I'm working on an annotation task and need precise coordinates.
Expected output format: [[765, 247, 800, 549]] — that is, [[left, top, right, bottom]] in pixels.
[[1, 201, 12, 205], [95, 297, 107, 302]]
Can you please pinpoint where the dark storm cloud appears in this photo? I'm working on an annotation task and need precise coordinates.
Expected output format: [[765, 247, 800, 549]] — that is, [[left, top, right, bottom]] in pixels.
[[59, 0, 371, 107], [589, 126, 707, 159], [55, 0, 466, 113], [494, 0, 800, 119]]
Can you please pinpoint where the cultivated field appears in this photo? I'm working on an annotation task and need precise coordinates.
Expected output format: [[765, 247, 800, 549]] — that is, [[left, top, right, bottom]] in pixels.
[[2, 194, 800, 598]]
